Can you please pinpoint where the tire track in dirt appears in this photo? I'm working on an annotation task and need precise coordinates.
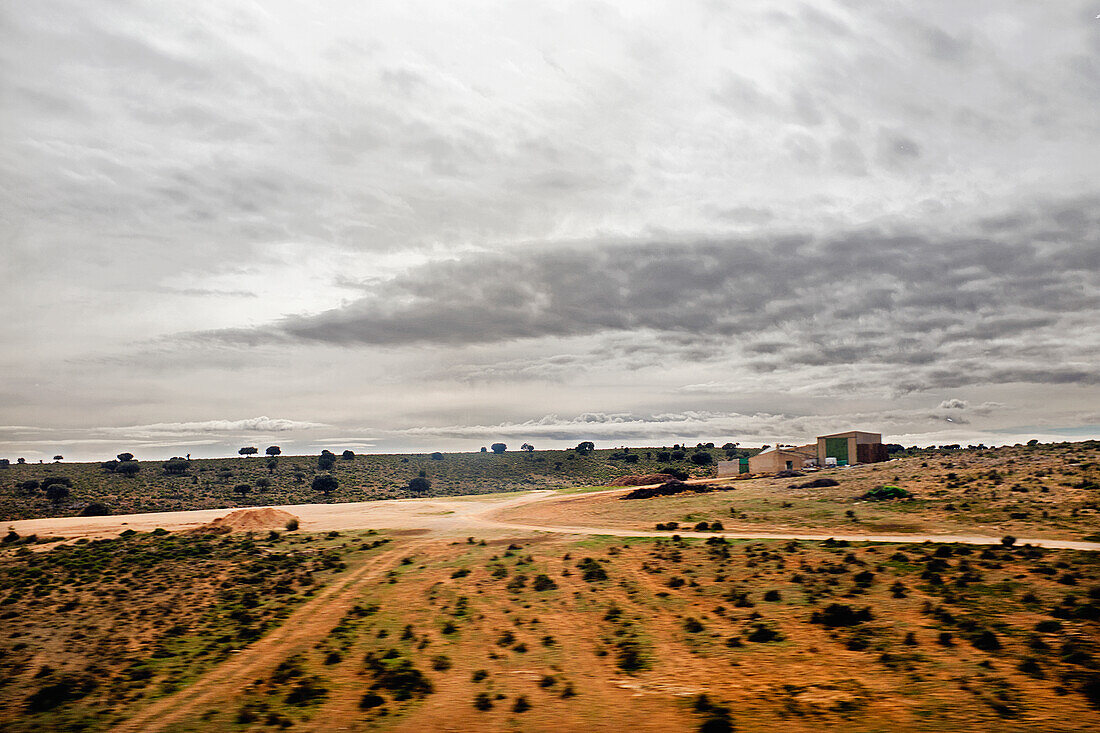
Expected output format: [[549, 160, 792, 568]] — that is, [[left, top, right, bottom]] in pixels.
[[110, 542, 427, 733]]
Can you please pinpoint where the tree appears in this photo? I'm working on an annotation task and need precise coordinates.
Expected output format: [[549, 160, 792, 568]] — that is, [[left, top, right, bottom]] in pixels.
[[100, 460, 118, 472], [721, 443, 738, 450], [163, 458, 190, 475], [53, 455, 63, 462], [318, 453, 336, 470], [341, 450, 355, 460], [19, 480, 40, 494], [41, 477, 72, 491], [575, 441, 595, 454], [116, 453, 134, 462], [480, 447, 487, 453], [690, 451, 714, 465], [17, 458, 25, 464], [80, 502, 110, 517], [0, 459, 9, 467], [520, 443, 534, 452], [233, 483, 251, 496], [239, 447, 258, 457], [45, 484, 71, 505], [116, 461, 141, 477], [490, 443, 507, 454], [255, 477, 272, 490], [266, 458, 278, 472], [408, 476, 431, 495], [266, 446, 281, 457], [312, 474, 338, 496], [430, 452, 444, 460]]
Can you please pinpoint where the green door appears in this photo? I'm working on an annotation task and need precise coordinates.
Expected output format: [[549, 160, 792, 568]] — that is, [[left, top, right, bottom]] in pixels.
[[825, 438, 848, 465]]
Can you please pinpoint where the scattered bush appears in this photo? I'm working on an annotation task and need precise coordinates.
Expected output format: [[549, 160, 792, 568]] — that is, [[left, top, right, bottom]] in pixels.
[[79, 502, 110, 517], [860, 485, 911, 500]]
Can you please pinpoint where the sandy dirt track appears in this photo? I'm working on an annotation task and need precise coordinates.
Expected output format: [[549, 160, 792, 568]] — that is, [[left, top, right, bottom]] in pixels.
[[108, 542, 424, 733], [8, 488, 1100, 551]]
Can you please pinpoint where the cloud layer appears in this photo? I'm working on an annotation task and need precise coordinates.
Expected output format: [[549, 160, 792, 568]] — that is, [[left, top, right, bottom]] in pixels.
[[1, 1, 1098, 460]]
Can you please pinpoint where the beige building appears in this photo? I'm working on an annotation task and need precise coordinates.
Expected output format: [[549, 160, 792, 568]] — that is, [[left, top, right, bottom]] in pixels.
[[747, 444, 818, 473], [816, 431, 886, 466]]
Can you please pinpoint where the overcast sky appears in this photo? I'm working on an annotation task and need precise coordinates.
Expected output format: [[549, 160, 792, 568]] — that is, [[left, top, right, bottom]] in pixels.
[[2, 1, 1098, 462]]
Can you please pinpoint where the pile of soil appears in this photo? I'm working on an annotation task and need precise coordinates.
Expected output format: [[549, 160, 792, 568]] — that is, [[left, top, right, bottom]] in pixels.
[[620, 481, 718, 500], [607, 473, 677, 486], [200, 508, 299, 533]]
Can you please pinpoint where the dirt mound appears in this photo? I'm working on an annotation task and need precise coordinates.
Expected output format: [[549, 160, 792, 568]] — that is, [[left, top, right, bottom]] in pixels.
[[607, 473, 677, 486], [201, 508, 299, 533]]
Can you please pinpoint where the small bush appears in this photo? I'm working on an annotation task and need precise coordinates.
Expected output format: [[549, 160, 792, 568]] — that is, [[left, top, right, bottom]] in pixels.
[[533, 574, 558, 591]]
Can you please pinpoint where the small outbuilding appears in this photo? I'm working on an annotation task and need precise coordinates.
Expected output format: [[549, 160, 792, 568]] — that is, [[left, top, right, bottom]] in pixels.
[[747, 444, 818, 474], [816, 431, 887, 466]]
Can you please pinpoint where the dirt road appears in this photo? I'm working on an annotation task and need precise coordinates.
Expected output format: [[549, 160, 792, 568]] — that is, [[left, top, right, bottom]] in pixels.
[[9, 487, 1100, 551], [109, 541, 425, 733]]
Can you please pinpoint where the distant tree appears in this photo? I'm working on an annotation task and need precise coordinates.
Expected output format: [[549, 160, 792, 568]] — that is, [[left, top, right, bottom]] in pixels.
[[255, 477, 272, 490], [116, 453, 134, 462], [19, 480, 40, 494], [17, 458, 25, 464], [293, 471, 305, 484], [1026, 439, 1039, 447], [690, 452, 714, 465], [239, 447, 258, 457], [312, 474, 338, 496], [341, 450, 355, 460], [670, 450, 686, 461], [116, 461, 141, 477], [480, 447, 487, 453], [656, 451, 671, 462], [100, 460, 118, 472], [490, 443, 507, 454], [163, 458, 190, 475], [80, 502, 110, 516], [0, 459, 9, 467], [53, 455, 63, 462], [41, 476, 72, 490], [429, 452, 444, 460], [520, 443, 534, 452], [266, 446, 281, 457], [722, 443, 737, 450], [408, 476, 431, 495], [266, 458, 278, 472], [318, 453, 336, 470], [233, 483, 251, 496], [45, 484, 71, 505], [575, 442, 595, 454]]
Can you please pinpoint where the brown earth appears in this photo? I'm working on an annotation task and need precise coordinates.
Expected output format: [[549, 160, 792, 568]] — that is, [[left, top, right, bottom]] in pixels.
[[105, 534, 1100, 732]]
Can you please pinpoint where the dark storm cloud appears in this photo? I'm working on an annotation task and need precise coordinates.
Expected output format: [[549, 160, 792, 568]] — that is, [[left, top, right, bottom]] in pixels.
[[196, 196, 1100, 392]]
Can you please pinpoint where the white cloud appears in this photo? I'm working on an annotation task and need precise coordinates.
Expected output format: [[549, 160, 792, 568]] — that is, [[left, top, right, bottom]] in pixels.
[[101, 417, 328, 436]]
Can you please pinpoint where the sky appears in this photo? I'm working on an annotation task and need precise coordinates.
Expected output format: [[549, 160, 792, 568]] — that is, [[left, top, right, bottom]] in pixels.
[[1, 1, 1099, 462]]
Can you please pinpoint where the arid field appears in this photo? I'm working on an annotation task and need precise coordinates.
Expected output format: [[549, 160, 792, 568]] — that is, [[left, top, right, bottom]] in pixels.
[[2, 441, 1099, 732]]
